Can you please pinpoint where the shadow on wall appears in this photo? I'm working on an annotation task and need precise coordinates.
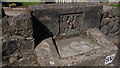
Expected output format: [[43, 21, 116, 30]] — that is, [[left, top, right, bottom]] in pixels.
[[99, 13, 104, 29], [2, 8, 6, 18], [30, 12, 53, 47], [31, 12, 60, 55]]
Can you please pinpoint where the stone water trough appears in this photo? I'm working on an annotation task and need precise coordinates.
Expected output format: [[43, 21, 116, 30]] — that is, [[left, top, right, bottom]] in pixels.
[[29, 3, 118, 66]]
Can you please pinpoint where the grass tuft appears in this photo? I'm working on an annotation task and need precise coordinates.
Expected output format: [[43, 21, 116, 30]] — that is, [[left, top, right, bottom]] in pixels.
[[21, 2, 45, 7]]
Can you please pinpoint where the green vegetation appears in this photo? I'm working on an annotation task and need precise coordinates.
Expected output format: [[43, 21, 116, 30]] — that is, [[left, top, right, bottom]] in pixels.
[[21, 2, 45, 7], [100, 2, 120, 7], [88, 36, 96, 44], [9, 3, 16, 7], [2, 2, 45, 7], [100, 2, 109, 5], [107, 4, 120, 7]]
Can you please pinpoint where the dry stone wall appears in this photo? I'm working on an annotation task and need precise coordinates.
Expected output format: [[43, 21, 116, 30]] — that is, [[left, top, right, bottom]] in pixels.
[[99, 7, 120, 66], [2, 12, 36, 66], [2, 12, 34, 53], [100, 7, 120, 45]]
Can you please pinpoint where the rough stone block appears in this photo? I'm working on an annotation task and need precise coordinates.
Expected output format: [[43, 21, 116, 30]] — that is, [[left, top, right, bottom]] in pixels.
[[19, 38, 34, 50], [2, 17, 16, 36], [109, 23, 119, 34], [2, 36, 34, 56], [100, 26, 108, 35], [2, 39, 20, 56], [35, 28, 118, 66], [29, 3, 103, 37], [14, 12, 33, 37], [2, 12, 33, 37]]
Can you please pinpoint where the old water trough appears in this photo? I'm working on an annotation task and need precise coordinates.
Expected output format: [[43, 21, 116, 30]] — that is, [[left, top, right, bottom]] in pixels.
[[29, 3, 118, 66]]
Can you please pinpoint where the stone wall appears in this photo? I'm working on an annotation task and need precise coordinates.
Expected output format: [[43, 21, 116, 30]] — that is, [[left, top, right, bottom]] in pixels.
[[100, 7, 120, 45], [100, 7, 120, 65], [2, 12, 34, 53], [2, 12, 36, 66]]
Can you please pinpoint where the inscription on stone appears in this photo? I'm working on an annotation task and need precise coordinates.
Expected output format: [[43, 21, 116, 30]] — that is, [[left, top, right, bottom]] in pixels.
[[60, 13, 84, 36]]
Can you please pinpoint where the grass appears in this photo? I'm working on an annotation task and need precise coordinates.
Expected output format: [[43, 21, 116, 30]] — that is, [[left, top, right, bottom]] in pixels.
[[100, 2, 109, 5], [107, 4, 120, 7], [21, 2, 45, 7], [88, 36, 96, 44], [2, 2, 45, 7], [100, 2, 120, 8]]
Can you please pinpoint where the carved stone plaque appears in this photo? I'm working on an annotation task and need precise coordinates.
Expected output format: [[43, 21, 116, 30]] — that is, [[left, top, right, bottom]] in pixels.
[[60, 13, 84, 36]]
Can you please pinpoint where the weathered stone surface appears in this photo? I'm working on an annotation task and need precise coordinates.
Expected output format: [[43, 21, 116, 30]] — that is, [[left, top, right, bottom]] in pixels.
[[2, 57, 10, 66], [18, 57, 36, 66], [2, 17, 16, 36], [35, 38, 59, 66], [99, 7, 120, 65], [14, 12, 33, 37], [107, 34, 116, 39], [2, 49, 38, 66], [108, 14, 112, 18], [2, 40, 20, 56], [109, 23, 119, 34], [35, 28, 118, 66], [19, 38, 34, 50], [100, 18, 110, 27], [3, 7, 27, 17], [56, 36, 100, 58], [103, 12, 109, 18], [29, 3, 103, 37], [107, 21, 115, 33], [100, 7, 120, 46], [115, 30, 120, 36], [107, 34, 117, 44], [2, 12, 33, 37], [2, 36, 34, 56], [100, 26, 108, 35], [16, 50, 38, 66], [109, 8, 120, 17], [9, 56, 18, 64]]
